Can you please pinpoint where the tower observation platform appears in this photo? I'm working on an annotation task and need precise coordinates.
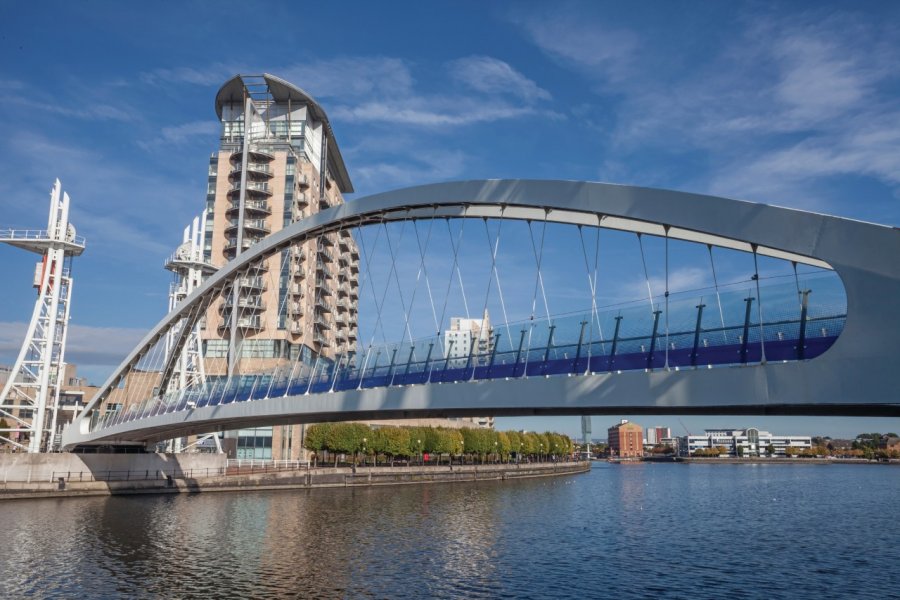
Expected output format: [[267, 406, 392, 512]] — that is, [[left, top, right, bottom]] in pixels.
[[0, 180, 85, 452]]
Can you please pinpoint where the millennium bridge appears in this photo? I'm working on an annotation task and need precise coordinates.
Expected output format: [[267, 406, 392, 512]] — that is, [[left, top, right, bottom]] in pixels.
[[62, 180, 900, 449]]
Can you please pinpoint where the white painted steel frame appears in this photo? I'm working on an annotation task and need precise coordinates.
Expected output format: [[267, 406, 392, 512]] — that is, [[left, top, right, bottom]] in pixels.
[[62, 180, 900, 448], [1, 180, 84, 452]]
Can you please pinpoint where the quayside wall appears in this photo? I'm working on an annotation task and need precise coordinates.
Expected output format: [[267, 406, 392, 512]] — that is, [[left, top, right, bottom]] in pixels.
[[0, 454, 589, 500]]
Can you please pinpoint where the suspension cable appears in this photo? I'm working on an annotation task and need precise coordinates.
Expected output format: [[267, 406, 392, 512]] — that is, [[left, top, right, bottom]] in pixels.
[[752, 245, 767, 363], [637, 233, 656, 314], [412, 209, 440, 334], [664, 226, 670, 369], [483, 214, 513, 348], [707, 245, 727, 342], [437, 212, 468, 337]]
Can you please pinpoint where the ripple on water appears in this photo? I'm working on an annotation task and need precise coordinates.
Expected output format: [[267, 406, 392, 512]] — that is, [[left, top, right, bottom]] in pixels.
[[0, 464, 899, 598]]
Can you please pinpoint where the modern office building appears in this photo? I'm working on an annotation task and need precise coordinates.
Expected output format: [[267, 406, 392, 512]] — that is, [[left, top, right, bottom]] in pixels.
[[608, 419, 643, 458], [680, 428, 813, 457], [645, 426, 672, 446]]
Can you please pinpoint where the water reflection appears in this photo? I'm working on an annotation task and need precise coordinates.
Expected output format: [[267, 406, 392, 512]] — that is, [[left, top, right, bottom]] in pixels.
[[1, 465, 899, 598]]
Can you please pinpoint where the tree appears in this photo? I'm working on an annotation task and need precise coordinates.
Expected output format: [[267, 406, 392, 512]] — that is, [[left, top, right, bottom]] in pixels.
[[766, 444, 775, 456], [430, 428, 454, 465], [497, 431, 511, 462], [506, 430, 523, 460], [373, 426, 410, 467], [304, 423, 332, 467], [325, 423, 365, 467]]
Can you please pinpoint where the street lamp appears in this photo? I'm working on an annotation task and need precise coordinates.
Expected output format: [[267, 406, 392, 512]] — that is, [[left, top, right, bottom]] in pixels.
[[362, 437, 367, 467], [417, 438, 422, 466], [494, 440, 498, 464]]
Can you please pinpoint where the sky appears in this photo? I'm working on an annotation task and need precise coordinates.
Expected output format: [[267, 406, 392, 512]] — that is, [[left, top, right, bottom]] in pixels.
[[1, 0, 898, 438]]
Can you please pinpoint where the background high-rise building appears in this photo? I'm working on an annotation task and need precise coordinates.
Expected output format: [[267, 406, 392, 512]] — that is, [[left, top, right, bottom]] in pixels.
[[196, 74, 361, 459], [646, 426, 672, 446], [444, 310, 495, 430], [154, 74, 492, 458]]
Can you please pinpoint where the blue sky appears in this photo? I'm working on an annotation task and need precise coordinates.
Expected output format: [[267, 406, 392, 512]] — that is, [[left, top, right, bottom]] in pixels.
[[1, 1, 898, 438]]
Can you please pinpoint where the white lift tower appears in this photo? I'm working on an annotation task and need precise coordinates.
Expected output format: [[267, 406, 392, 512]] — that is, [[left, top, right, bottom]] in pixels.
[[0, 180, 85, 452]]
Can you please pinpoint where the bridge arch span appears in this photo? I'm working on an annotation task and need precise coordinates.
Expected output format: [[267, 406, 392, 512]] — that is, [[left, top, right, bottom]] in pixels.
[[63, 180, 900, 449]]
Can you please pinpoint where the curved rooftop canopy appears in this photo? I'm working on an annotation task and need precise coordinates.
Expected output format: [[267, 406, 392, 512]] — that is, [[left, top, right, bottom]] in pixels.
[[215, 73, 353, 193]]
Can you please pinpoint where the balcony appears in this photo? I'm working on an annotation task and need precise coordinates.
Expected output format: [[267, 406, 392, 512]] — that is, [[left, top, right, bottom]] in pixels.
[[315, 262, 332, 278], [335, 299, 349, 313], [236, 316, 263, 330], [292, 267, 306, 280], [290, 283, 304, 295], [227, 199, 270, 217], [231, 149, 274, 163], [335, 313, 349, 328], [227, 181, 272, 199], [218, 315, 263, 331], [315, 299, 332, 313], [317, 246, 334, 263], [291, 322, 303, 335], [224, 238, 253, 255], [297, 173, 309, 188], [295, 193, 309, 208], [313, 333, 329, 346], [314, 315, 332, 330], [288, 301, 304, 317], [236, 276, 266, 291], [229, 163, 273, 181], [221, 297, 266, 312], [225, 219, 270, 236]]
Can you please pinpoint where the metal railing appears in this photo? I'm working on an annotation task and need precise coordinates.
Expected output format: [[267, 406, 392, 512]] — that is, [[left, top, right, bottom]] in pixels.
[[0, 228, 86, 246]]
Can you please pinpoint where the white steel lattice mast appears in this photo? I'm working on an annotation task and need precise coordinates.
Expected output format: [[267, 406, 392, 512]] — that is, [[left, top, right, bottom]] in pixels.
[[163, 211, 217, 452], [0, 179, 85, 452], [165, 211, 215, 393]]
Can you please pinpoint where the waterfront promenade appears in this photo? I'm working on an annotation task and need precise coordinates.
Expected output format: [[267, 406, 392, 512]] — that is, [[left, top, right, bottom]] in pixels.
[[0, 453, 589, 499]]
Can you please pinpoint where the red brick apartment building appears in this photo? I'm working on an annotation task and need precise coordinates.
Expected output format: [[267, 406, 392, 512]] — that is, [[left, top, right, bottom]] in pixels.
[[608, 420, 644, 458]]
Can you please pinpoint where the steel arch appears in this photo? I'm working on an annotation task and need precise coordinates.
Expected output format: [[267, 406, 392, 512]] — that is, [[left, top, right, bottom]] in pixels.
[[62, 180, 900, 448]]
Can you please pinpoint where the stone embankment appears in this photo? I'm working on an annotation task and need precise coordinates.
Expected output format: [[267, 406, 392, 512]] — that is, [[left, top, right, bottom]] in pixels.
[[0, 453, 590, 500]]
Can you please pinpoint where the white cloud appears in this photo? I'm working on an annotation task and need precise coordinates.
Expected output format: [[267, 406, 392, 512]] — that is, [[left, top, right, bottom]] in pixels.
[[0, 322, 144, 368], [140, 64, 242, 87], [353, 148, 467, 191], [448, 56, 551, 101], [511, 7, 900, 213], [332, 99, 538, 127], [280, 57, 414, 100], [138, 120, 220, 150], [510, 9, 638, 83]]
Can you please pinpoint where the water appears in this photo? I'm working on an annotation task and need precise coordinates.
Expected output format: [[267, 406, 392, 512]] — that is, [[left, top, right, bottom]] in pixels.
[[1, 463, 898, 598]]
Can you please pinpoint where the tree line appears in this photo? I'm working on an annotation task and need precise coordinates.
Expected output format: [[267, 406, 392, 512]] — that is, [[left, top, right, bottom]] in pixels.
[[303, 423, 574, 467]]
